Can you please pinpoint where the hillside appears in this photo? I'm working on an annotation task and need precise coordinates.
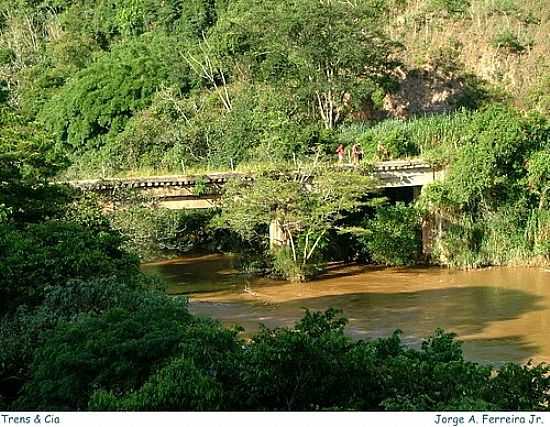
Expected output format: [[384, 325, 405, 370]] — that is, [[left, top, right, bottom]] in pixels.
[[385, 0, 549, 116], [0, 0, 547, 178]]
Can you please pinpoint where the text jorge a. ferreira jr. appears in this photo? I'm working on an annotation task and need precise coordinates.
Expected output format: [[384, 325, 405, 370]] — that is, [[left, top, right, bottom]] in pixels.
[[434, 414, 545, 426]]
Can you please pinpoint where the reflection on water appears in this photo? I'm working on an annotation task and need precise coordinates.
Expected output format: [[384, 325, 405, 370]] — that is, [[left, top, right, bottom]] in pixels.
[[142, 254, 550, 365]]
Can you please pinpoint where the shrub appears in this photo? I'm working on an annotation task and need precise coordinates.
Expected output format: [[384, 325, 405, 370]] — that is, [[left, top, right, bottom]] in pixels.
[[0, 222, 139, 316], [362, 202, 422, 266], [0, 47, 15, 65], [432, 215, 486, 268], [482, 0, 522, 17], [0, 275, 164, 406], [0, 307, 59, 405], [485, 362, 550, 410], [89, 358, 222, 411], [480, 205, 532, 265], [59, 0, 224, 46], [232, 309, 353, 410], [492, 30, 532, 54], [109, 207, 238, 260], [526, 75, 550, 116], [15, 298, 192, 410], [529, 209, 550, 260], [429, 0, 471, 16], [271, 246, 324, 282]]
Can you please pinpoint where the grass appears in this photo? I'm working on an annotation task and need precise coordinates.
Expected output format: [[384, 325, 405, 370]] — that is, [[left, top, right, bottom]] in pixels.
[[337, 110, 474, 164], [60, 159, 321, 180]]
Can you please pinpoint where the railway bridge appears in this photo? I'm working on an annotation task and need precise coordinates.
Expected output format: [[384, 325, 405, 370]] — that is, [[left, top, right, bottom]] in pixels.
[[67, 160, 445, 210]]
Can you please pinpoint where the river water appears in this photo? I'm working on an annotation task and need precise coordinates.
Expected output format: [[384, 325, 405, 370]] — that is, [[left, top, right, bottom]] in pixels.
[[142, 254, 550, 365]]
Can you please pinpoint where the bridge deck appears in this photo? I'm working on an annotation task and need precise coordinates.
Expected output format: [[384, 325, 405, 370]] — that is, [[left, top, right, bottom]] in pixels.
[[65, 160, 440, 191]]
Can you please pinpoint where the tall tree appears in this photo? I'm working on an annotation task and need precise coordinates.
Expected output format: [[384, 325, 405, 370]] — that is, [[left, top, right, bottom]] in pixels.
[[0, 109, 68, 224], [216, 163, 374, 281], [211, 0, 400, 128]]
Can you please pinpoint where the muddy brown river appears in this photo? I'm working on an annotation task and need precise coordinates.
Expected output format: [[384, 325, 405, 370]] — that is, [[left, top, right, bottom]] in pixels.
[[142, 254, 550, 365]]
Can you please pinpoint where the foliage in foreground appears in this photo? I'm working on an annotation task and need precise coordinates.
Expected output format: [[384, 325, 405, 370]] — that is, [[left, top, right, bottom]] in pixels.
[[10, 306, 550, 412], [0, 222, 139, 316]]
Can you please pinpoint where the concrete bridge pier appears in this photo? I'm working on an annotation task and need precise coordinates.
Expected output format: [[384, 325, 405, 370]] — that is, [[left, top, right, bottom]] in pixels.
[[412, 185, 432, 257], [421, 211, 444, 259], [269, 220, 287, 250], [405, 185, 442, 259], [412, 185, 421, 200]]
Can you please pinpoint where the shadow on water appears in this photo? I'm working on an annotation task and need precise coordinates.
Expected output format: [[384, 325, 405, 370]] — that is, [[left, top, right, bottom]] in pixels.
[[461, 336, 541, 366], [144, 254, 244, 294], [274, 286, 543, 335], [308, 263, 394, 282], [278, 287, 545, 364]]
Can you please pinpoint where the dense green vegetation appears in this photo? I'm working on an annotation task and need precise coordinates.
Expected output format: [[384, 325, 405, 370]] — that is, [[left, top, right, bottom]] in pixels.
[[342, 106, 550, 268], [2, 94, 550, 411], [362, 202, 422, 266], [0, 0, 399, 177], [0, 0, 549, 411], [1, 0, 543, 176], [0, 0, 548, 271]]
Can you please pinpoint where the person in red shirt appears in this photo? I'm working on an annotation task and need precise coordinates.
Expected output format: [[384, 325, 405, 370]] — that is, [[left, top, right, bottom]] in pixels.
[[336, 144, 345, 165]]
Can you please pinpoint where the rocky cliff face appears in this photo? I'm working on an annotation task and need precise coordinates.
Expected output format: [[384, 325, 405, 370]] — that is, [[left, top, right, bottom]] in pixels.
[[383, 67, 472, 118], [384, 0, 549, 115]]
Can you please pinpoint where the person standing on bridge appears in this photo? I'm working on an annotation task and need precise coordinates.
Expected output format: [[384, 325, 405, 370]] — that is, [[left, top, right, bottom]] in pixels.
[[336, 144, 346, 165], [351, 143, 363, 166]]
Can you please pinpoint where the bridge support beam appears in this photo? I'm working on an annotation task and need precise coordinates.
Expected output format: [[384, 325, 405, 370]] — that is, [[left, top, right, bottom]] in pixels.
[[421, 211, 444, 259], [412, 185, 421, 200], [269, 220, 287, 250]]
